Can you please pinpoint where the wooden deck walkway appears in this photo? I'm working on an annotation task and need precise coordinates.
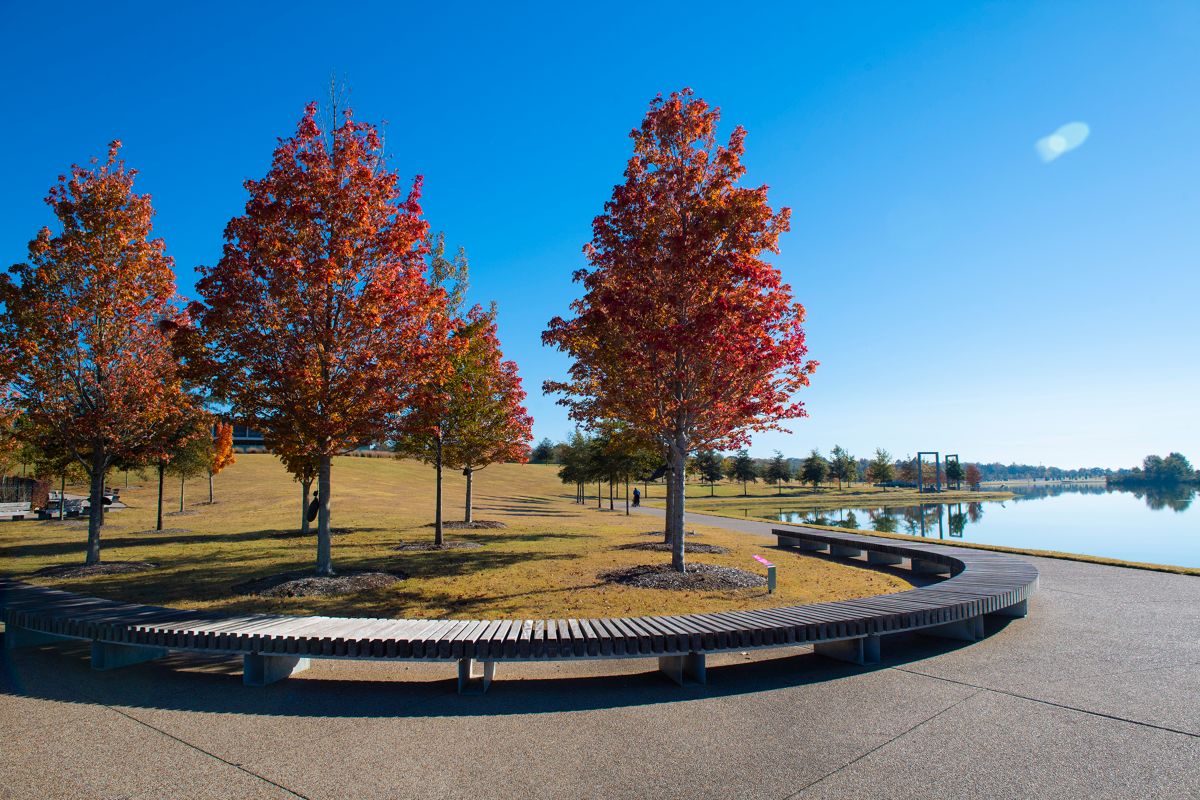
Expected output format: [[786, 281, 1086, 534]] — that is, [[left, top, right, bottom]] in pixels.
[[1, 526, 1037, 693]]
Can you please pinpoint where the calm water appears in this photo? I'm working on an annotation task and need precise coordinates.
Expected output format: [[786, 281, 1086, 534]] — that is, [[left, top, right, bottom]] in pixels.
[[768, 483, 1200, 568]]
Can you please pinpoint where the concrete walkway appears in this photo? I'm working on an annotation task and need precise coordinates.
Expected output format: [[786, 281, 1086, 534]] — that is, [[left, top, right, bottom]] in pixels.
[[2, 509, 1198, 799]]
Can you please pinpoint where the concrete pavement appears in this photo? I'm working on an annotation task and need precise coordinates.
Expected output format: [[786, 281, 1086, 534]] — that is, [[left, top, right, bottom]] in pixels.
[[2, 510, 1197, 799]]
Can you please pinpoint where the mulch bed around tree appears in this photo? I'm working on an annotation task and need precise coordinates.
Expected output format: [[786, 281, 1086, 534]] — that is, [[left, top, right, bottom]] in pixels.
[[166, 510, 199, 517], [393, 541, 483, 552], [32, 562, 157, 578], [615, 542, 730, 555], [233, 570, 406, 598], [424, 520, 507, 530], [600, 563, 766, 591], [130, 528, 192, 535]]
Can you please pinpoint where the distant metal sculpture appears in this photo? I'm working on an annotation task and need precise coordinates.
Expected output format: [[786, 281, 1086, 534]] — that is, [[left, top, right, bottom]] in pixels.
[[917, 451, 941, 493]]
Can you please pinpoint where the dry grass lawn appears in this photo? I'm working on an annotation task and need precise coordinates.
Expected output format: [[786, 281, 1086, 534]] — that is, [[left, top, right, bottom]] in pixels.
[[0, 454, 912, 619]]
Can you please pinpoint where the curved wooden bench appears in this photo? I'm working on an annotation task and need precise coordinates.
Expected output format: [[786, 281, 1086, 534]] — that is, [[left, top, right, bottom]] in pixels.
[[0, 526, 1037, 693]]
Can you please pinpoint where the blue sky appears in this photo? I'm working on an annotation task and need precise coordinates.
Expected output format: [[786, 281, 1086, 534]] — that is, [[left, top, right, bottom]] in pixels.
[[2, 1, 1197, 469]]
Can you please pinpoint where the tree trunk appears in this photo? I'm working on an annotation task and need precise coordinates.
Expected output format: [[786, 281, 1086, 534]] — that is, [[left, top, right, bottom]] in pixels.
[[608, 480, 614, 511], [179, 474, 185, 513], [208, 470, 214, 504], [625, 479, 630, 515], [59, 474, 66, 521], [464, 468, 474, 524], [596, 480, 601, 509], [710, 481, 715, 497], [301, 477, 312, 536], [85, 449, 105, 565], [667, 441, 687, 571], [156, 461, 165, 531], [316, 455, 333, 575], [434, 435, 444, 547], [663, 466, 673, 544]]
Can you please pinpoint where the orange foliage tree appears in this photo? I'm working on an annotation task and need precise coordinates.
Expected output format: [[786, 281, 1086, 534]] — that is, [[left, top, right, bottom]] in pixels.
[[0, 142, 194, 564], [195, 103, 446, 575], [208, 421, 236, 503], [544, 90, 816, 571]]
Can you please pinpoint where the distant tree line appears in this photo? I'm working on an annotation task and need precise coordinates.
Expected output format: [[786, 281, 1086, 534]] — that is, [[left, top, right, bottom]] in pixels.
[[1109, 453, 1196, 487], [531, 440, 1004, 493]]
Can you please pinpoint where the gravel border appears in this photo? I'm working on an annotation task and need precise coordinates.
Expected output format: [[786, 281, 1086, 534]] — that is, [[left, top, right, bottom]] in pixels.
[[424, 520, 507, 530], [233, 570, 406, 598], [600, 563, 766, 591], [615, 542, 730, 555], [393, 541, 483, 552], [32, 561, 157, 578]]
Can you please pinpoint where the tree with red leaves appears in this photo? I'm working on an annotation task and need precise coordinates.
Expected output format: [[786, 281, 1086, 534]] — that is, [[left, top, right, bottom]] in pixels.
[[439, 304, 532, 526], [544, 90, 816, 571], [965, 463, 983, 491], [195, 103, 444, 576], [0, 142, 194, 565], [208, 421, 236, 503]]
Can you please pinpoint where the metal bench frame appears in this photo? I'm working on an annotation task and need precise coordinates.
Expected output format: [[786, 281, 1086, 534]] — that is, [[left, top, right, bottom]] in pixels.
[[1, 527, 1037, 694]]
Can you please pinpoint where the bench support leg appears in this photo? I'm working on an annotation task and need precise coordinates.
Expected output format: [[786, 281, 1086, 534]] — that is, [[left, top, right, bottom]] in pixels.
[[91, 640, 168, 671], [829, 545, 863, 558], [457, 658, 496, 694], [658, 652, 706, 686], [867, 551, 903, 566], [814, 635, 880, 665], [921, 615, 984, 642], [3, 623, 66, 650], [793, 540, 827, 552], [243, 653, 310, 686], [989, 599, 1028, 619], [911, 558, 951, 575]]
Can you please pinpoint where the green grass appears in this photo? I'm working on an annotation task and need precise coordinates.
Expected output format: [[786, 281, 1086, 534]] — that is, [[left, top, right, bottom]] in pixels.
[[0, 454, 913, 619]]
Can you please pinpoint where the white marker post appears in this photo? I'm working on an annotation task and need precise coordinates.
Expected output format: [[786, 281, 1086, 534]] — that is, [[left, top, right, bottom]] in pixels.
[[753, 555, 776, 594]]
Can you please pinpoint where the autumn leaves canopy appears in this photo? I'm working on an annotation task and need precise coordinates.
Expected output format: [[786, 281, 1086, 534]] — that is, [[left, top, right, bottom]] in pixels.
[[544, 89, 816, 570], [1, 88, 813, 578], [1, 104, 533, 575]]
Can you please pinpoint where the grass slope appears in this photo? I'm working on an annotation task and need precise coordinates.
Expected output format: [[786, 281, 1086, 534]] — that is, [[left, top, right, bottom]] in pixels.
[[0, 454, 912, 619]]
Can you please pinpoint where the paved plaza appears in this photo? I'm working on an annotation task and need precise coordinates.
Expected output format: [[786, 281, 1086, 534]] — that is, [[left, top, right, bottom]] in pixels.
[[2, 512, 1197, 799]]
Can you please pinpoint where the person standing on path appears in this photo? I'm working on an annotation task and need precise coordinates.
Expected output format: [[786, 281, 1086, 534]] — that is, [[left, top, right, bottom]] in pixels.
[[632, 487, 641, 507]]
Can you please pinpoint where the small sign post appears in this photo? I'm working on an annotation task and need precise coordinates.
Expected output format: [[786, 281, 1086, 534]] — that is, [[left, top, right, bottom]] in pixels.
[[753, 555, 776, 594]]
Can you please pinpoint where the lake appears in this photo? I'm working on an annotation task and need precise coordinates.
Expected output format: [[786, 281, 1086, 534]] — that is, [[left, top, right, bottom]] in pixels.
[[767, 483, 1200, 568]]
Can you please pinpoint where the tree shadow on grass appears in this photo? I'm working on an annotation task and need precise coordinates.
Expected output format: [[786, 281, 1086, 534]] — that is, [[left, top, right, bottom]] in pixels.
[[0, 628, 988, 719], [0, 527, 394, 560]]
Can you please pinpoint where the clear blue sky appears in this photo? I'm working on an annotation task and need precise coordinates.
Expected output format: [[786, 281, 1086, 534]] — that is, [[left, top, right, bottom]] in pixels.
[[3, 1, 1197, 469]]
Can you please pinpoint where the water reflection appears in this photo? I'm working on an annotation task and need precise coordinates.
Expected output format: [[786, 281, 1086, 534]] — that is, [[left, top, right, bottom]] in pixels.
[[770, 485, 1197, 539]]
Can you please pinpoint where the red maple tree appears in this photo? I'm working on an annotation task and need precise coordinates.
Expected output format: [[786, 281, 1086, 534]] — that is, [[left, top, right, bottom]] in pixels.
[[544, 90, 816, 570], [0, 142, 194, 564], [195, 103, 445, 575]]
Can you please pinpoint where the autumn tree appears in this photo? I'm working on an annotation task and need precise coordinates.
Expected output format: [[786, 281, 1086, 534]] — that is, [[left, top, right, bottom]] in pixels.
[[965, 463, 983, 490], [867, 448, 895, 484], [801, 449, 829, 489], [208, 421, 236, 503], [438, 305, 533, 524], [0, 143, 195, 565], [196, 103, 444, 575], [392, 232, 469, 546], [544, 89, 816, 571]]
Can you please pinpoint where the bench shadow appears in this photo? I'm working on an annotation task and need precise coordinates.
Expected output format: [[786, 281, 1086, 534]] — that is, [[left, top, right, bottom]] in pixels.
[[0, 628, 989, 719]]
